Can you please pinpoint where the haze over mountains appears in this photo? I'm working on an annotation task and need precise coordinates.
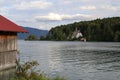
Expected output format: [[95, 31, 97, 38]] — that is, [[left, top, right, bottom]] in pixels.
[[18, 27, 48, 39]]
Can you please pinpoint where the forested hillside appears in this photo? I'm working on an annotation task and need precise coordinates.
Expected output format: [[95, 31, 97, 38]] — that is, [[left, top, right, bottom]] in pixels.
[[46, 17, 120, 42]]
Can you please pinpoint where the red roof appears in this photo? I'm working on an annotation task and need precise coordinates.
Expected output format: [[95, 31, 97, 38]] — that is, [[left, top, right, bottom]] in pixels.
[[0, 15, 28, 33]]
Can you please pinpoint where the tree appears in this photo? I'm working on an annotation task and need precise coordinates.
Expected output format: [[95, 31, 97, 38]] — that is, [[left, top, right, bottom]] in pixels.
[[114, 31, 120, 42], [40, 36, 45, 40], [46, 17, 120, 42], [26, 35, 37, 40]]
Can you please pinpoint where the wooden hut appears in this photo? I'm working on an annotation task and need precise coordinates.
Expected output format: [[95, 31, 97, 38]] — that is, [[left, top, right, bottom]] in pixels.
[[0, 15, 27, 71]]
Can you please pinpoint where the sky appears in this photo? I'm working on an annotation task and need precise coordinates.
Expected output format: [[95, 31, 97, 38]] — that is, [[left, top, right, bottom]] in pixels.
[[0, 0, 120, 30]]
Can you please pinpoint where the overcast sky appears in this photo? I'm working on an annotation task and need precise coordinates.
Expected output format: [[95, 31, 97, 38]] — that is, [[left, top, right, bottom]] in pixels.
[[0, 0, 120, 30]]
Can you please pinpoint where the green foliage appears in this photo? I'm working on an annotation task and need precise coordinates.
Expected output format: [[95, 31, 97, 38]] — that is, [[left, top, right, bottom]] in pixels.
[[26, 35, 37, 40], [114, 31, 120, 42], [46, 17, 120, 42], [10, 60, 66, 80], [52, 77, 66, 80], [40, 36, 46, 40]]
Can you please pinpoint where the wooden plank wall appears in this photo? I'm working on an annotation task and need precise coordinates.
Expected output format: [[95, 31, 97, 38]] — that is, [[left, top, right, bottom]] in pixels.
[[0, 69, 15, 80], [0, 32, 17, 70]]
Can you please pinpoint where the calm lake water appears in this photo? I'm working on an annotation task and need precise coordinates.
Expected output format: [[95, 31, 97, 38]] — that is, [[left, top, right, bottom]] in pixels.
[[17, 40, 120, 80], [2, 40, 120, 80]]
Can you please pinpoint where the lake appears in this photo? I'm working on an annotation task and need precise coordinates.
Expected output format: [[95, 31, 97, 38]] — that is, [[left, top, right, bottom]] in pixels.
[[1, 40, 120, 80]]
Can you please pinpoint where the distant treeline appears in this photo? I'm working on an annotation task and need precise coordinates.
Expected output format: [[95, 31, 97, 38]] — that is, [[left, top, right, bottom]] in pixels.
[[46, 17, 120, 42]]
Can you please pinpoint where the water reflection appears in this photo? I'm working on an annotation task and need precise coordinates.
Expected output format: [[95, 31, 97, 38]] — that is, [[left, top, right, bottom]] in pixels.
[[49, 42, 120, 80], [18, 41, 120, 80]]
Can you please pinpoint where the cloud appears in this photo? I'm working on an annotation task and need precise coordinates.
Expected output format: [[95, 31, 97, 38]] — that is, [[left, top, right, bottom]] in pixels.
[[0, 0, 119, 30], [14, 1, 52, 10], [0, 7, 9, 15], [79, 6, 96, 10], [62, 0, 73, 4], [101, 5, 119, 11], [79, 5, 120, 11], [35, 13, 93, 21]]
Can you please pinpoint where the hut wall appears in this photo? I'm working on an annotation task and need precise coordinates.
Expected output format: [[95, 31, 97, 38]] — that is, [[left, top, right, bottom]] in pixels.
[[0, 32, 17, 70]]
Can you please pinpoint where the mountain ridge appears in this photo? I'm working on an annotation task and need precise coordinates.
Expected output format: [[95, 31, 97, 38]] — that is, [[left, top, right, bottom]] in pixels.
[[18, 27, 48, 39]]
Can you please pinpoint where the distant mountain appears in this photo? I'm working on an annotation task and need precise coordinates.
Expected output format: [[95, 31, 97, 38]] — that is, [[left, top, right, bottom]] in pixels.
[[18, 27, 48, 39]]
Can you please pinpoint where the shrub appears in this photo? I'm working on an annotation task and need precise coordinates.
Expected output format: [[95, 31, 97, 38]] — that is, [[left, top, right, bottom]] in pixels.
[[10, 60, 66, 80]]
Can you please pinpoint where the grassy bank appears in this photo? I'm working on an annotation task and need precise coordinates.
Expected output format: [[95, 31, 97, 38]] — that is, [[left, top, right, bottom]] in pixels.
[[10, 60, 66, 80]]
